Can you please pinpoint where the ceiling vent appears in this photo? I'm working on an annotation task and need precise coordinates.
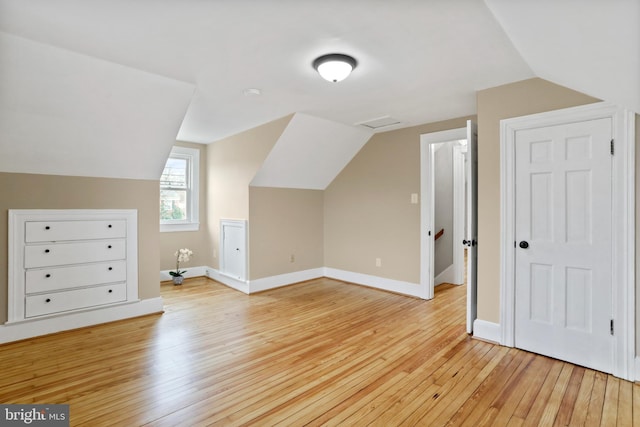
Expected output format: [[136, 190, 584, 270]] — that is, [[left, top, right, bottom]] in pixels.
[[356, 115, 403, 130]]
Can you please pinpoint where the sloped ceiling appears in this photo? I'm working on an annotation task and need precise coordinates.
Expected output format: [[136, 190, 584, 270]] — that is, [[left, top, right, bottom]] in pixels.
[[485, 0, 640, 113], [0, 1, 637, 181], [0, 33, 194, 180], [251, 114, 372, 190]]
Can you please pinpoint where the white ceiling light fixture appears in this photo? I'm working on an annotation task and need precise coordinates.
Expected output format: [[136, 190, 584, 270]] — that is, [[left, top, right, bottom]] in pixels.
[[312, 53, 357, 82]]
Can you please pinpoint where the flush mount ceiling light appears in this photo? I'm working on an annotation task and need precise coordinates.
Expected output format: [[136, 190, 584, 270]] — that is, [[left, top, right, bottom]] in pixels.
[[312, 53, 357, 82]]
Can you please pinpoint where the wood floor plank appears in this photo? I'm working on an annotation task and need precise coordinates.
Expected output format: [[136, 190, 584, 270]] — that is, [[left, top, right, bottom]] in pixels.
[[509, 355, 556, 423], [537, 363, 574, 426], [456, 351, 535, 427], [0, 277, 636, 427], [584, 371, 608, 426], [483, 354, 549, 426], [341, 338, 486, 426], [633, 383, 640, 427], [601, 375, 620, 426], [553, 365, 584, 426], [617, 378, 633, 427], [408, 346, 510, 426], [519, 359, 564, 426], [568, 369, 596, 426]]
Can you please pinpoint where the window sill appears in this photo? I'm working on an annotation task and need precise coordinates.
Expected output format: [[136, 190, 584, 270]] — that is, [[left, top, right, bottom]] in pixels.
[[160, 222, 200, 233]]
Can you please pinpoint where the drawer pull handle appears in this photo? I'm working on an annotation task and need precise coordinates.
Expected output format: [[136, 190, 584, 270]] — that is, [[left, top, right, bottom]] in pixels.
[[44, 249, 50, 253], [108, 224, 112, 228], [108, 267, 113, 271], [45, 226, 50, 230], [45, 298, 51, 303], [108, 245, 112, 249], [45, 274, 51, 278], [108, 289, 113, 293]]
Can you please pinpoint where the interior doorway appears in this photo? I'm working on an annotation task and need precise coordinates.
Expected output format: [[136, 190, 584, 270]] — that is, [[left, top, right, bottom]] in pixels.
[[429, 140, 466, 287], [420, 121, 477, 332]]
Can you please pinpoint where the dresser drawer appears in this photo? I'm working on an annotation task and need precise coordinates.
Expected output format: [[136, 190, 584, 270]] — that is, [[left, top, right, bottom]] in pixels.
[[25, 283, 127, 318], [25, 260, 127, 294], [24, 240, 126, 268], [25, 220, 126, 243]]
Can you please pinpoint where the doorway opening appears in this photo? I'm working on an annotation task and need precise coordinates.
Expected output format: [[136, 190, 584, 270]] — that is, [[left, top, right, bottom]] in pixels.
[[420, 121, 478, 334]]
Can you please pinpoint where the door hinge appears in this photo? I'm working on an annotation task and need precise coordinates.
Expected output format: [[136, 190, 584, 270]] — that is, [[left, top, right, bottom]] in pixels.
[[610, 319, 614, 335], [610, 139, 614, 155]]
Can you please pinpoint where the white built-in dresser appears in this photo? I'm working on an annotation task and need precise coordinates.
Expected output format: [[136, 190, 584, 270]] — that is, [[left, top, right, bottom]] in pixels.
[[7, 210, 139, 326]]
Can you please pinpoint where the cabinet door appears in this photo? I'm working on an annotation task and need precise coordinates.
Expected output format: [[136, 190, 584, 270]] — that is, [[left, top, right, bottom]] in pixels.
[[220, 220, 246, 281]]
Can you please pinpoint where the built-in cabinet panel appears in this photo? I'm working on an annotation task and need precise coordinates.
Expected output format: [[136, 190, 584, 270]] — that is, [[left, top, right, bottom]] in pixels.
[[25, 260, 127, 294], [25, 283, 127, 318], [8, 209, 138, 324], [25, 220, 127, 242], [24, 240, 126, 268]]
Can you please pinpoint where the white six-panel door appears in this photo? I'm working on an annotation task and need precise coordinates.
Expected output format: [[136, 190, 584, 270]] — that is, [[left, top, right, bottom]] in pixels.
[[514, 117, 613, 373]]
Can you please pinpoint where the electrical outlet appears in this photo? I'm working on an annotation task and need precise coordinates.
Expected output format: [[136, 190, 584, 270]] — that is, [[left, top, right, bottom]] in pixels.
[[290, 254, 295, 263], [375, 258, 381, 267], [411, 193, 418, 204]]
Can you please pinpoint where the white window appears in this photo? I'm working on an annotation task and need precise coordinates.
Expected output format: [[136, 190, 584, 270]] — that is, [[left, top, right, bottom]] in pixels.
[[160, 146, 199, 232]]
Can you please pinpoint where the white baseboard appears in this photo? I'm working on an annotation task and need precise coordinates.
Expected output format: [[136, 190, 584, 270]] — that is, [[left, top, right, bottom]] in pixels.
[[205, 268, 250, 294], [324, 267, 424, 298], [472, 319, 501, 344], [248, 268, 324, 293], [434, 263, 455, 286], [161, 265, 246, 292], [160, 266, 208, 282], [204, 267, 324, 294], [165, 266, 428, 300], [0, 297, 163, 344]]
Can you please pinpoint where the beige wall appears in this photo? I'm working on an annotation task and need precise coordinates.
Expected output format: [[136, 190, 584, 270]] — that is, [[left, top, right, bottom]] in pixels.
[[324, 116, 474, 284], [207, 115, 292, 270], [476, 78, 599, 323], [159, 141, 212, 272], [249, 187, 324, 279], [0, 172, 160, 323]]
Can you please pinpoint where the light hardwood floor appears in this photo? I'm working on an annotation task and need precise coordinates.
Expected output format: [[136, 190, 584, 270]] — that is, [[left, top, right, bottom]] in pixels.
[[0, 277, 638, 426]]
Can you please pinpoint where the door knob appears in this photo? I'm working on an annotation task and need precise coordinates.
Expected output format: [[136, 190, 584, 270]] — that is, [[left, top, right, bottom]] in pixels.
[[519, 241, 529, 249], [462, 239, 469, 246]]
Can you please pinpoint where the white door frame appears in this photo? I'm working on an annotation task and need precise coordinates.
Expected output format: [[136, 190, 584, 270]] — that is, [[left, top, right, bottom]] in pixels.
[[420, 127, 467, 299], [500, 102, 635, 380]]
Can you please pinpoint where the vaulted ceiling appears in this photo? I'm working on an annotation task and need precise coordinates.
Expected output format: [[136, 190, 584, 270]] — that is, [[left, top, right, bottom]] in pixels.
[[0, 1, 637, 180]]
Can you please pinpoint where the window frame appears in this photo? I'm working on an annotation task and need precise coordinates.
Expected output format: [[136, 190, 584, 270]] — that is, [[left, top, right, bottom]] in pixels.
[[160, 146, 200, 232]]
